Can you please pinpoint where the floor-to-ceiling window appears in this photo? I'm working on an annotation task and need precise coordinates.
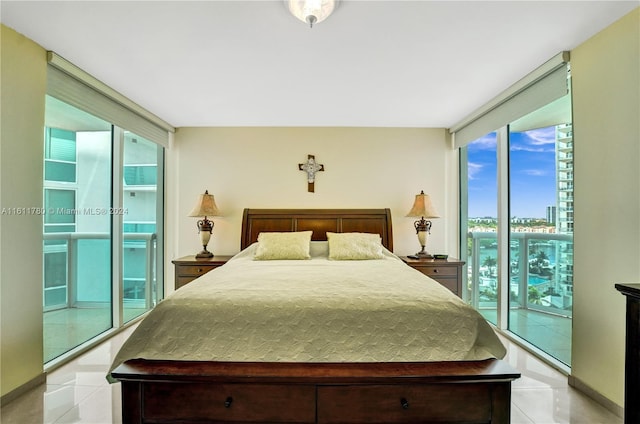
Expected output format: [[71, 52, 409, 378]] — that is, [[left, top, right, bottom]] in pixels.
[[122, 131, 163, 323], [43, 98, 113, 362], [508, 107, 573, 365], [43, 53, 170, 365], [457, 53, 573, 368], [462, 132, 498, 326]]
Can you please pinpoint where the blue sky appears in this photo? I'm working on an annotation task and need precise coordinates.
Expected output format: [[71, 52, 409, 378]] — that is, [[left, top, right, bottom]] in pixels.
[[467, 126, 557, 218]]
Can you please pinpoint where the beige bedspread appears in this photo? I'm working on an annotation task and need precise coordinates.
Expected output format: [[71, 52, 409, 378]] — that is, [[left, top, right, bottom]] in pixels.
[[108, 245, 505, 381]]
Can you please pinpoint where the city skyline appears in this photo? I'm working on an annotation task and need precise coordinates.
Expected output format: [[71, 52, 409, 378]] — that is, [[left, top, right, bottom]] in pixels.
[[467, 126, 557, 218]]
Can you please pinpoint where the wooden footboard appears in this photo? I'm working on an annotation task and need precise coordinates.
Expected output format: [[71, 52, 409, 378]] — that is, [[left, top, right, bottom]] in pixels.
[[112, 358, 520, 423]]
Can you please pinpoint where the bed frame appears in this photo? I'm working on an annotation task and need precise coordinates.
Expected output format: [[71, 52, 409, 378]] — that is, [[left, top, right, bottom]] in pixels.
[[112, 208, 520, 423]]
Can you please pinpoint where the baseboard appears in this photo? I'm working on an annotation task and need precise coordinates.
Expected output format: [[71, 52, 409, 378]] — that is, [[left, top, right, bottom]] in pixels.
[[0, 372, 47, 406], [568, 375, 624, 418]]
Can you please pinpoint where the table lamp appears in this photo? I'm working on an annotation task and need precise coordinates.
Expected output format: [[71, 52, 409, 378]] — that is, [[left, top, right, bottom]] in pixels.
[[188, 190, 221, 258], [406, 190, 440, 258]]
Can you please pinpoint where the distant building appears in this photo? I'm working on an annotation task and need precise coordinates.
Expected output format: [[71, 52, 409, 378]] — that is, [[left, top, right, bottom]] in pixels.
[[511, 217, 543, 224], [546, 206, 556, 225], [469, 217, 496, 224], [555, 123, 574, 298], [556, 123, 574, 235]]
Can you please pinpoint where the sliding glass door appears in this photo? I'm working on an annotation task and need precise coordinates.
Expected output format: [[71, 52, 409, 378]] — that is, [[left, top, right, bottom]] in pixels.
[[508, 99, 573, 365], [43, 96, 113, 362], [43, 53, 170, 365], [43, 96, 165, 364], [122, 131, 163, 322], [463, 132, 498, 326]]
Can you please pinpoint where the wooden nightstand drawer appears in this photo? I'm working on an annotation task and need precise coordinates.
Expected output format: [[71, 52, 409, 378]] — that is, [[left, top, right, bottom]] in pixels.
[[317, 384, 491, 423], [172, 255, 233, 289], [401, 257, 465, 298], [177, 264, 217, 277], [435, 278, 459, 294], [175, 276, 199, 288], [417, 266, 458, 278]]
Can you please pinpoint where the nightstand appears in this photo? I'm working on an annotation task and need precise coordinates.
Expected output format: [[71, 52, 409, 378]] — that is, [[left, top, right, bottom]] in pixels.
[[401, 256, 465, 297], [172, 255, 233, 289]]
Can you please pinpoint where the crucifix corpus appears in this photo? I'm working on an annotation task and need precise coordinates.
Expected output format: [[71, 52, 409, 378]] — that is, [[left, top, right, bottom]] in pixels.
[[298, 154, 325, 193]]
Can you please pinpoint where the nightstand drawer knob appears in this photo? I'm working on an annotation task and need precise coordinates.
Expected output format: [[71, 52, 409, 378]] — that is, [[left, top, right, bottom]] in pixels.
[[198, 268, 203, 273], [400, 397, 409, 410], [433, 269, 439, 273], [224, 396, 233, 408]]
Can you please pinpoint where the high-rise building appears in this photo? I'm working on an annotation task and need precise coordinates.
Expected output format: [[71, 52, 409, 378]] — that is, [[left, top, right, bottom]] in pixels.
[[556, 123, 574, 235], [555, 122, 574, 300], [546, 205, 557, 225]]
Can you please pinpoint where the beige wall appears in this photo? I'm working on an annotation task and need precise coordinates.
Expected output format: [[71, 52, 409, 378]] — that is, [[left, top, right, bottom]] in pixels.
[[571, 8, 640, 407], [166, 127, 460, 290], [0, 25, 47, 397]]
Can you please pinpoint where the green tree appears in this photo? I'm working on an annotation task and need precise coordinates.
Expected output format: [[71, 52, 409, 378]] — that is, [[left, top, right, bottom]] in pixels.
[[535, 250, 549, 264], [482, 256, 497, 276], [528, 286, 542, 305], [529, 250, 550, 275]]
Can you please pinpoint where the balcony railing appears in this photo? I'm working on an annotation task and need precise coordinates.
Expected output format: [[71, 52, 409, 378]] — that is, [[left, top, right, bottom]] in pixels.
[[467, 231, 573, 317], [43, 232, 157, 310]]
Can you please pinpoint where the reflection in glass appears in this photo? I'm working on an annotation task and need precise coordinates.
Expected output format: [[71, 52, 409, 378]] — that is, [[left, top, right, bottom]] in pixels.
[[122, 132, 162, 322], [43, 95, 113, 362]]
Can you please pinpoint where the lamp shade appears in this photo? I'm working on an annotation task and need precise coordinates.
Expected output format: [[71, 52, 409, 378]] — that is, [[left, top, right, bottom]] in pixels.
[[188, 190, 221, 217], [406, 191, 440, 218], [288, 0, 336, 27]]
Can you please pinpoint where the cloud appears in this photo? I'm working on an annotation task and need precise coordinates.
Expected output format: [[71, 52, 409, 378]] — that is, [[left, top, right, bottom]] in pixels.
[[511, 126, 556, 152], [525, 127, 556, 145], [521, 169, 549, 177], [468, 133, 497, 150], [470, 127, 556, 153], [510, 145, 553, 153], [467, 161, 483, 180]]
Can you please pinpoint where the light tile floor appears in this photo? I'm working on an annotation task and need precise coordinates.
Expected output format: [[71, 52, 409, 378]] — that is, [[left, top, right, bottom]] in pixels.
[[1, 324, 134, 424], [1, 325, 623, 424], [501, 335, 622, 423], [481, 308, 572, 366], [44, 307, 147, 363]]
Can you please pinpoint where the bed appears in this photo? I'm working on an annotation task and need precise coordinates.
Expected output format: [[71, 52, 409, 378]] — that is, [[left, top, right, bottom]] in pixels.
[[110, 208, 519, 423]]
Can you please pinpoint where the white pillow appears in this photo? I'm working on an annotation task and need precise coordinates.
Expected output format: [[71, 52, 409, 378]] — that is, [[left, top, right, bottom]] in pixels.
[[254, 231, 312, 260], [309, 241, 329, 257], [327, 232, 384, 260]]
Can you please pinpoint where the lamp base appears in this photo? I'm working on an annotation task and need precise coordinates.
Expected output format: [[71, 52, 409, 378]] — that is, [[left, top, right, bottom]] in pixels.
[[195, 249, 213, 258], [414, 250, 433, 259]]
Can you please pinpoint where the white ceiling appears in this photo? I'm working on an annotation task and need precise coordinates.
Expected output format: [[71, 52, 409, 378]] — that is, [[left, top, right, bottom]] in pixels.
[[2, 1, 638, 129]]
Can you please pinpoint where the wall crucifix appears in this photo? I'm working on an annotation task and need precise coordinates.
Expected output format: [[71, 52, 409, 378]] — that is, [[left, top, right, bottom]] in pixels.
[[298, 154, 325, 193]]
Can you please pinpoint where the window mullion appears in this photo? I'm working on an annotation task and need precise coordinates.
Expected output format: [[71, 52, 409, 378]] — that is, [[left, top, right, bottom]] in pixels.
[[458, 147, 470, 304], [155, 147, 165, 304], [112, 126, 124, 328], [496, 126, 510, 330]]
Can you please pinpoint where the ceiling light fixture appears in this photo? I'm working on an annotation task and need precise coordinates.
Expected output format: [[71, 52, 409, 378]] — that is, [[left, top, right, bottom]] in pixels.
[[287, 0, 337, 28]]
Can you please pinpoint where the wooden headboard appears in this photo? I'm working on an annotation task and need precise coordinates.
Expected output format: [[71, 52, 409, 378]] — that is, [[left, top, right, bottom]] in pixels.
[[241, 208, 393, 251]]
